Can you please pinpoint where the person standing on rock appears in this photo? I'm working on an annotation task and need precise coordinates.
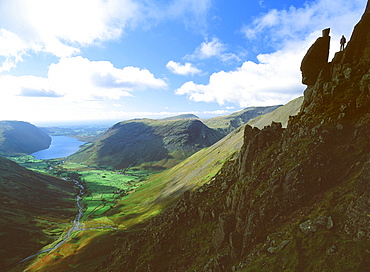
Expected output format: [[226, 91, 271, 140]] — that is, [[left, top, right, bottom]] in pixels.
[[340, 35, 346, 51]]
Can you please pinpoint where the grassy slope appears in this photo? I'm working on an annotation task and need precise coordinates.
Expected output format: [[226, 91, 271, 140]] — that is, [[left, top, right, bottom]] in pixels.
[[0, 156, 76, 270]]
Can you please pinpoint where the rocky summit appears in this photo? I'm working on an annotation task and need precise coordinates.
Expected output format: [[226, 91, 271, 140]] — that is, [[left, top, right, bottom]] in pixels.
[[93, 2, 370, 271]]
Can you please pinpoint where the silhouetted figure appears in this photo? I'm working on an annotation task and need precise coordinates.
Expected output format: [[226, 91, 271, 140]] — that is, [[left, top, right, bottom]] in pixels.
[[340, 35, 346, 51]]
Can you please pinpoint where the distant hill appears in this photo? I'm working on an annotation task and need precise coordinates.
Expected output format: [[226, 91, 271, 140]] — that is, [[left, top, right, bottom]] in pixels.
[[69, 118, 223, 169], [248, 96, 303, 129], [0, 156, 76, 269], [0, 121, 51, 155], [161, 114, 199, 121], [203, 105, 282, 134]]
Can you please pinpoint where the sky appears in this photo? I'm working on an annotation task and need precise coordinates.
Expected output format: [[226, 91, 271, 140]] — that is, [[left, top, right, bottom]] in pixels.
[[0, 0, 367, 126]]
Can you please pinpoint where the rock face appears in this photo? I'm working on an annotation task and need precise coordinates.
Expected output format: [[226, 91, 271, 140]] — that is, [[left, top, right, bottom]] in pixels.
[[0, 121, 51, 155]]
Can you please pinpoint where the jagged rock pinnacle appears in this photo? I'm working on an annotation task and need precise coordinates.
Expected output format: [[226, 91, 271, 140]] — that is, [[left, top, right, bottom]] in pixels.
[[300, 28, 330, 86]]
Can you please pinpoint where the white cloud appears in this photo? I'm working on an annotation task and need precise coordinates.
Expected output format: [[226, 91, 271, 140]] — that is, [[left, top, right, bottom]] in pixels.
[[0, 0, 213, 67], [166, 61, 202, 76], [0, 29, 39, 72], [0, 0, 141, 58], [0, 57, 168, 123], [0, 57, 167, 101], [186, 37, 240, 62], [177, 0, 366, 107], [175, 43, 305, 107]]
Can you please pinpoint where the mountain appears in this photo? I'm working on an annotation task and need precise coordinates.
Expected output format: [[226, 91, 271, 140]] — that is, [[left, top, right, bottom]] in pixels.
[[203, 105, 282, 134], [0, 156, 76, 270], [0, 121, 51, 155], [69, 118, 223, 170], [89, 4, 370, 271]]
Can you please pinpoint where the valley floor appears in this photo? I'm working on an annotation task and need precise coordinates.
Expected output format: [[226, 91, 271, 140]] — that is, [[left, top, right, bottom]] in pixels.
[[5, 156, 150, 271]]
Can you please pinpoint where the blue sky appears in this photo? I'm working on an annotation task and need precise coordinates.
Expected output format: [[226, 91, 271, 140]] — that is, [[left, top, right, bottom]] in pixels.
[[0, 0, 367, 126]]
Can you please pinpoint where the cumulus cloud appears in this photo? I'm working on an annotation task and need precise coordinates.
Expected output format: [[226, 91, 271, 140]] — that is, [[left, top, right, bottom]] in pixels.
[[177, 0, 366, 107], [0, 57, 167, 101], [0, 0, 213, 68], [175, 41, 306, 107], [186, 37, 240, 62], [166, 61, 202, 76], [0, 29, 39, 72], [0, 0, 141, 58]]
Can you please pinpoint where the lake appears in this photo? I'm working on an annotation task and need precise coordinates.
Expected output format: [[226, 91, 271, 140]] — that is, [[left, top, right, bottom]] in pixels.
[[32, 136, 85, 160]]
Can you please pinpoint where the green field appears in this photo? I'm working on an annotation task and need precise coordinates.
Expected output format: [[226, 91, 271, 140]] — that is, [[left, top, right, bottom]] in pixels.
[[7, 156, 149, 224], [63, 162, 148, 221]]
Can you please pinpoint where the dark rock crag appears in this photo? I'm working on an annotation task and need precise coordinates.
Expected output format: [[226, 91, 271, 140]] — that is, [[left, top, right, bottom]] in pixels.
[[300, 28, 331, 85], [93, 3, 370, 271]]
